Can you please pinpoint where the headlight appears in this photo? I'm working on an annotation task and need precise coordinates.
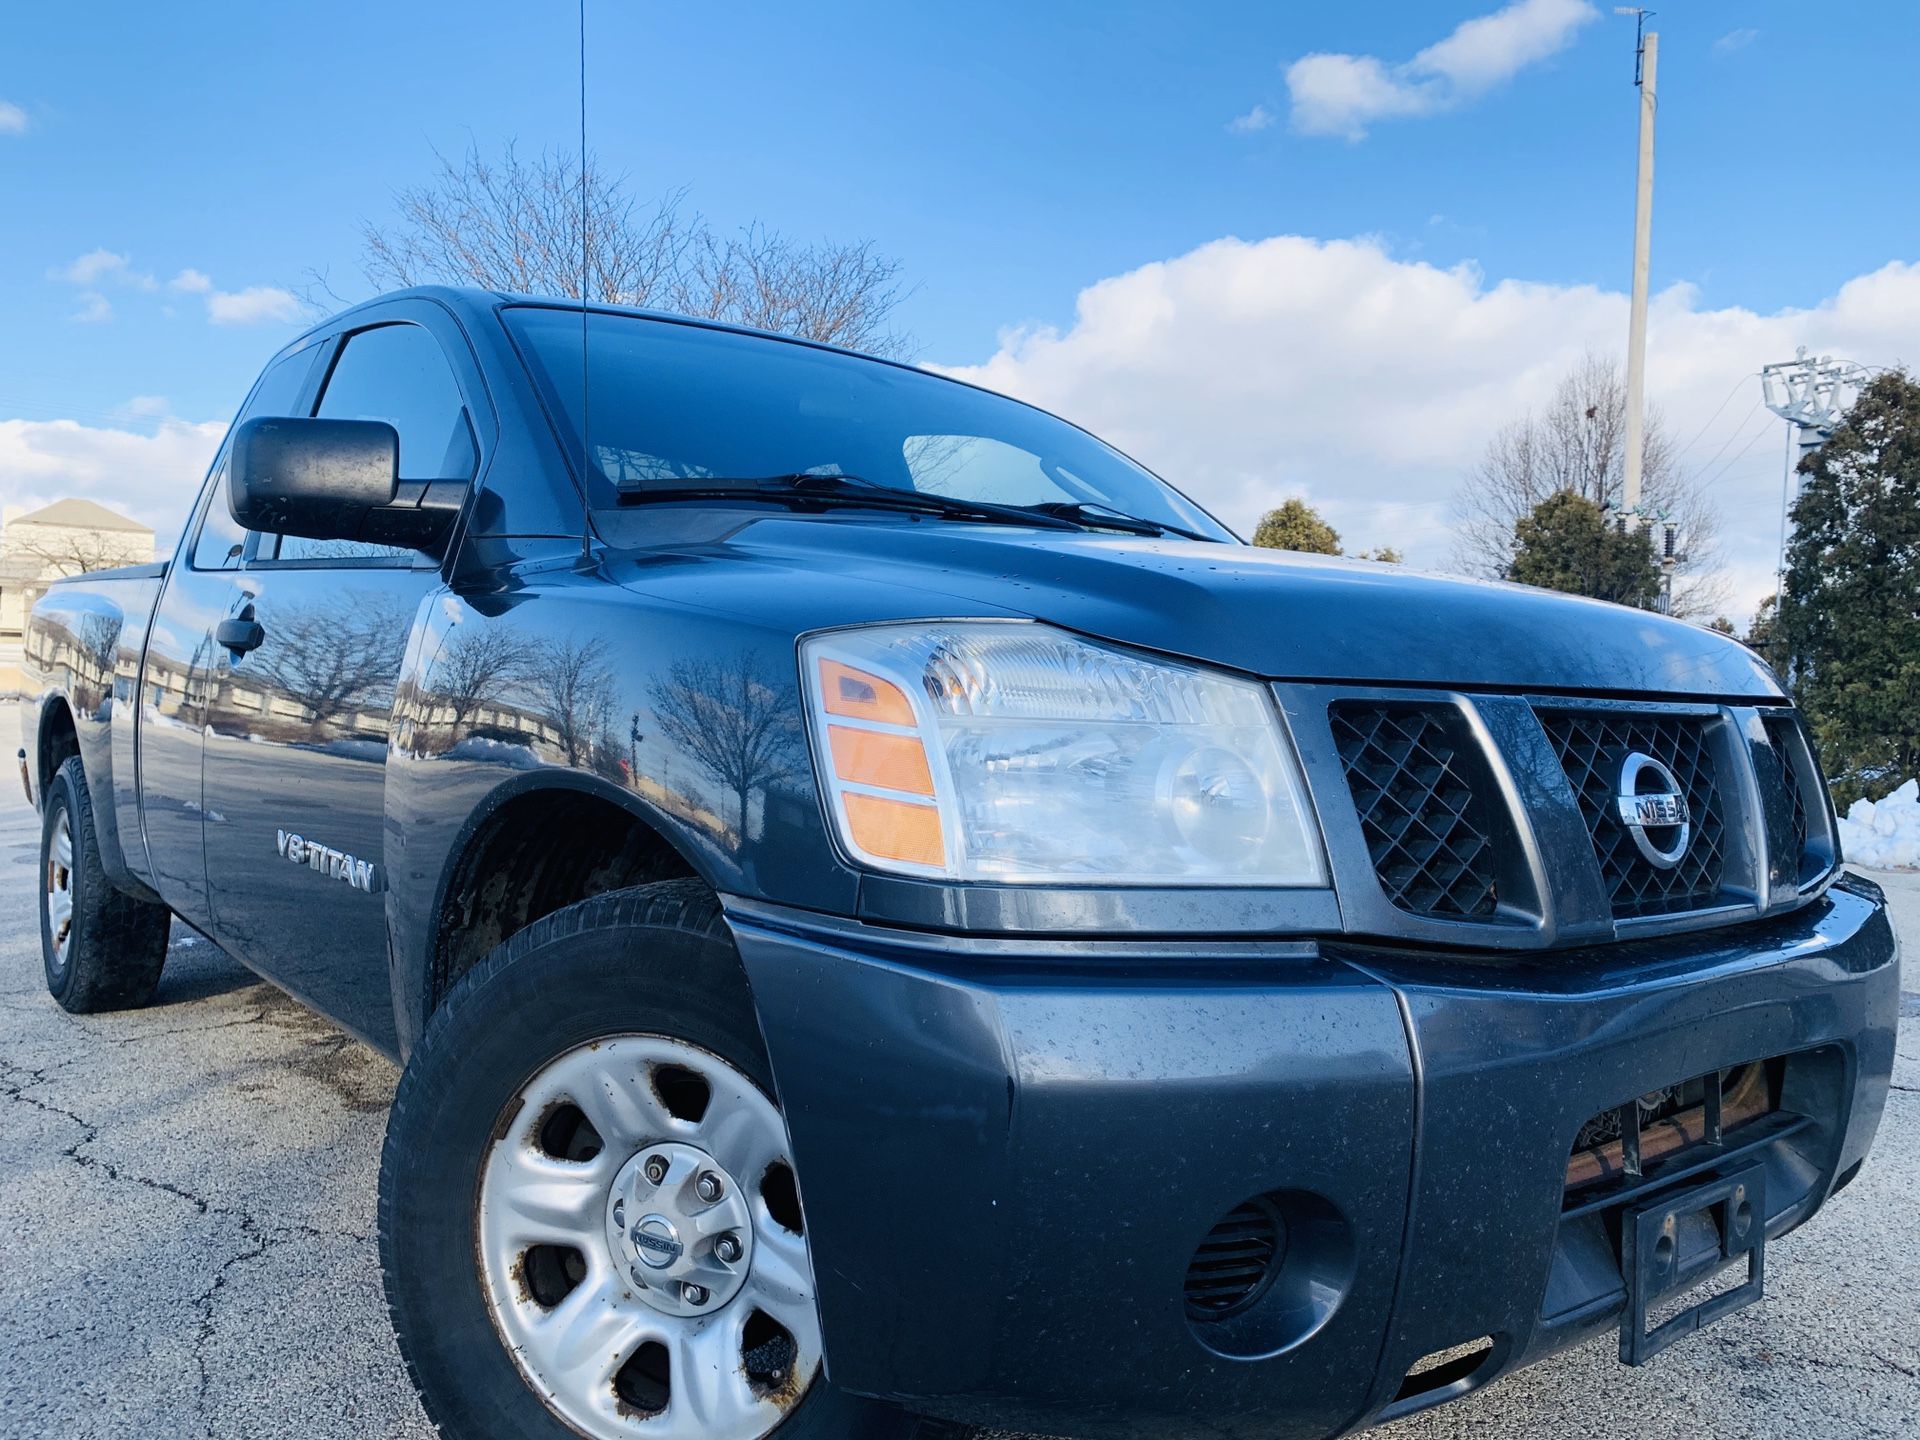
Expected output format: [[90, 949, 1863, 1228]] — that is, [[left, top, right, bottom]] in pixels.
[[801, 621, 1326, 886]]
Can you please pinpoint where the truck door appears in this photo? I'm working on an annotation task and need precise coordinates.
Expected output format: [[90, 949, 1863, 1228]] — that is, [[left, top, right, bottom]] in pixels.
[[136, 344, 324, 928], [199, 317, 481, 1051]]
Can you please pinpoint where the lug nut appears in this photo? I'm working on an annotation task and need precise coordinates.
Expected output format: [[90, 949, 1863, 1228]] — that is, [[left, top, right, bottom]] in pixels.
[[683, 1283, 710, 1306], [696, 1172, 723, 1203], [612, 1201, 626, 1228], [630, 1265, 647, 1287], [714, 1234, 742, 1264], [644, 1157, 668, 1185]]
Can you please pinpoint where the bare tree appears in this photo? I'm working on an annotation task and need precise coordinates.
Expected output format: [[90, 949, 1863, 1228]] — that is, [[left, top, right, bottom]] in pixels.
[[7, 528, 146, 578], [647, 653, 803, 841], [1454, 353, 1724, 615], [433, 625, 537, 743], [359, 144, 910, 356], [251, 599, 410, 736], [682, 223, 906, 355], [523, 634, 617, 769]]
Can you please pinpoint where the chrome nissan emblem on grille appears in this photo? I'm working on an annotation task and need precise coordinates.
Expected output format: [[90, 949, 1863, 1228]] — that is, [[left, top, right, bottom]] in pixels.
[[1616, 751, 1691, 869]]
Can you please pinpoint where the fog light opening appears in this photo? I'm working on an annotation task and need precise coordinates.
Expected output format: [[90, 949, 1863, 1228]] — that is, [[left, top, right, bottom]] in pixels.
[[1184, 1195, 1287, 1322], [1182, 1188, 1356, 1360]]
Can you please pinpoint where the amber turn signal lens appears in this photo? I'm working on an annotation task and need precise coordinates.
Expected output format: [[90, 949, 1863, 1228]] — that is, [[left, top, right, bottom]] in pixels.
[[828, 725, 935, 796], [842, 792, 945, 866], [819, 659, 917, 726]]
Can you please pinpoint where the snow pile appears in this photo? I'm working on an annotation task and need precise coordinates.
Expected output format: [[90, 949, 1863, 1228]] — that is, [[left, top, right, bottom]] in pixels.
[[1838, 778, 1920, 870]]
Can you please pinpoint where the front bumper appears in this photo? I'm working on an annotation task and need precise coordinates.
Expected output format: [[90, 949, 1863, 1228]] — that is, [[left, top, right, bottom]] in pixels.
[[724, 875, 1899, 1440]]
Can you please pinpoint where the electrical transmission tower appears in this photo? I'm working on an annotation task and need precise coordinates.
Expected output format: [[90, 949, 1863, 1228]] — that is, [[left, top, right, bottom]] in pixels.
[[1762, 349, 1870, 617]]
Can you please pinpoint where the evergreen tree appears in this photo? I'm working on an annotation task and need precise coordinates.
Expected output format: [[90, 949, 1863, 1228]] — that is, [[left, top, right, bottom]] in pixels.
[[1251, 499, 1341, 554], [1506, 490, 1660, 607], [1779, 370, 1920, 802], [1745, 594, 1780, 666]]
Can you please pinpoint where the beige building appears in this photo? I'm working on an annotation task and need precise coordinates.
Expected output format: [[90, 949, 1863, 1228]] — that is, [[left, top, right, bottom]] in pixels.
[[1, 499, 155, 694]]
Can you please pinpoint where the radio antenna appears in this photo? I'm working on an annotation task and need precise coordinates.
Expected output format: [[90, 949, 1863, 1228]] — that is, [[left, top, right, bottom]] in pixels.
[[577, 0, 593, 562]]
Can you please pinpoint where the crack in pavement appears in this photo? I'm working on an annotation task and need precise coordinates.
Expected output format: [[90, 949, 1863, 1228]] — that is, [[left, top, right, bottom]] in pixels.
[[0, 1055, 366, 1440], [97, 1007, 273, 1046]]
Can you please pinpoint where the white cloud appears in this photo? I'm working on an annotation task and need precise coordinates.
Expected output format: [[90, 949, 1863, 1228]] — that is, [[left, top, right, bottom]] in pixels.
[[205, 285, 302, 326], [70, 293, 113, 324], [1714, 28, 1760, 54], [1227, 103, 1277, 135], [50, 255, 301, 328], [51, 248, 157, 290], [940, 234, 1920, 625], [1285, 0, 1599, 139], [0, 413, 226, 547], [0, 100, 26, 135]]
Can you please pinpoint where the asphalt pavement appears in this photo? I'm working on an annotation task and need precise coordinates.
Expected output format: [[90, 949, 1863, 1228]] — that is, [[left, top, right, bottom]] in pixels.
[[0, 715, 1914, 1439]]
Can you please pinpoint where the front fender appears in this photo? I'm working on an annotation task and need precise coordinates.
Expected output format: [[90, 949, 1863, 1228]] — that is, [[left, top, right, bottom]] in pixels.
[[382, 564, 864, 1051]]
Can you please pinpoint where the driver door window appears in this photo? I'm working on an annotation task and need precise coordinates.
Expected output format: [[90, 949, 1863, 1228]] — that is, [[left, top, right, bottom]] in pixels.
[[266, 322, 476, 563]]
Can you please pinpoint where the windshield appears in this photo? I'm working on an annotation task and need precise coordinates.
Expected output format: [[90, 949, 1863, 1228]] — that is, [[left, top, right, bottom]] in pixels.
[[504, 306, 1233, 540]]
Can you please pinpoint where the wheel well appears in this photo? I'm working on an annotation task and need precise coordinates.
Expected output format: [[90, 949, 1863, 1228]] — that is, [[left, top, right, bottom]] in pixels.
[[431, 788, 700, 1013], [37, 699, 79, 800]]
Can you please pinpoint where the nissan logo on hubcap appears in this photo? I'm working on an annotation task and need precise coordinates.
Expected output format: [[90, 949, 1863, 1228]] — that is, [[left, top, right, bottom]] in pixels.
[[632, 1216, 684, 1268], [1615, 752, 1691, 869]]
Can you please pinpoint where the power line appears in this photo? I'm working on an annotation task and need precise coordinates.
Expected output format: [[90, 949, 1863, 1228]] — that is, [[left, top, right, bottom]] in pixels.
[[0, 396, 193, 432], [1686, 398, 1764, 478], [1671, 372, 1758, 464], [1695, 420, 1776, 489]]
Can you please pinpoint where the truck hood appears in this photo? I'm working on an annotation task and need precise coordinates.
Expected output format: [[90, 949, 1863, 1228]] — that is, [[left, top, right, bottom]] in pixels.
[[630, 518, 1782, 699]]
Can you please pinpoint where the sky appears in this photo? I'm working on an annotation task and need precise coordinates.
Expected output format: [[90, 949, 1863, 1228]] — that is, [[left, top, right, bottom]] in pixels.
[[6, 0, 1920, 623]]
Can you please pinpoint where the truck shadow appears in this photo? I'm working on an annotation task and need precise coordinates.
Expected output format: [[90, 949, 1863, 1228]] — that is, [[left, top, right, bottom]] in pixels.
[[149, 926, 273, 1008]]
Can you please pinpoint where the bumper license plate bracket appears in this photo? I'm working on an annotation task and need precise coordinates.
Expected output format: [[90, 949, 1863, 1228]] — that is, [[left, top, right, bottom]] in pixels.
[[1620, 1162, 1766, 1365]]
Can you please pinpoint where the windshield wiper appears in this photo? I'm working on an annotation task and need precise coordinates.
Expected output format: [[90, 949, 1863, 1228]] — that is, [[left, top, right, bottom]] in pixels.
[[615, 473, 1086, 531], [1025, 500, 1215, 542]]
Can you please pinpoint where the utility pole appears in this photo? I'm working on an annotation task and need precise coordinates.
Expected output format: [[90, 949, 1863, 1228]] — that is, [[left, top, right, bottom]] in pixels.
[[1618, 9, 1658, 520]]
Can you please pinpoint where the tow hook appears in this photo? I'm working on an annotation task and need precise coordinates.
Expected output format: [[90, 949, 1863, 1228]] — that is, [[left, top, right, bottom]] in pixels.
[[16, 748, 29, 808]]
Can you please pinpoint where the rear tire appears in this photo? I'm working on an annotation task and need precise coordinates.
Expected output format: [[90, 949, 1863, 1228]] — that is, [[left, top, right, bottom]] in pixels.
[[379, 879, 970, 1440], [40, 757, 170, 1013]]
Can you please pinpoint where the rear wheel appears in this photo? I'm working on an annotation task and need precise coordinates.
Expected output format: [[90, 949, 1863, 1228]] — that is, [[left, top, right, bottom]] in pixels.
[[380, 879, 967, 1440], [40, 757, 170, 1012]]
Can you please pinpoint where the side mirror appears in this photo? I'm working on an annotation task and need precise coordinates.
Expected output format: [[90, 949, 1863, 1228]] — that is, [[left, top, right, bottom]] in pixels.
[[228, 416, 460, 556]]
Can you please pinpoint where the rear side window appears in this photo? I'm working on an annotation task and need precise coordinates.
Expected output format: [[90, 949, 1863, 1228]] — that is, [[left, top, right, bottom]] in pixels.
[[190, 347, 317, 571], [272, 322, 476, 563]]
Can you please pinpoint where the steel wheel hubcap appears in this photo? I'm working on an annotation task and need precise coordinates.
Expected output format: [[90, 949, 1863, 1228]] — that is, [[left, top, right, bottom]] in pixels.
[[477, 1035, 821, 1440], [45, 812, 74, 972]]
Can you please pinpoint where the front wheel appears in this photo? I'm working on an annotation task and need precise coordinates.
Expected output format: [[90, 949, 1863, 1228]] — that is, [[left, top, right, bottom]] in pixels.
[[379, 880, 965, 1440]]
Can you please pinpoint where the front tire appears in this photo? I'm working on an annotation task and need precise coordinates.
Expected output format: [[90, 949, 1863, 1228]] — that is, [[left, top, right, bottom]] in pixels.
[[379, 880, 965, 1440], [40, 757, 169, 1013]]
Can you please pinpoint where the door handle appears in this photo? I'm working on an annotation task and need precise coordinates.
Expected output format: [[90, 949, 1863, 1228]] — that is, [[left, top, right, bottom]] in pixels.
[[215, 616, 266, 656]]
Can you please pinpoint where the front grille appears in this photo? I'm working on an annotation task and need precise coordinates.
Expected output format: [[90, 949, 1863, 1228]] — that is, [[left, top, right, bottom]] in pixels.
[[1538, 710, 1726, 920], [1762, 716, 1810, 886], [1330, 703, 1499, 919], [1184, 1197, 1285, 1321]]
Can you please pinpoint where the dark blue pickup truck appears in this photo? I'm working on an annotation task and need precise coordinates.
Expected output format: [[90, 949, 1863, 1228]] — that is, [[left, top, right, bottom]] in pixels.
[[20, 286, 1899, 1440]]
